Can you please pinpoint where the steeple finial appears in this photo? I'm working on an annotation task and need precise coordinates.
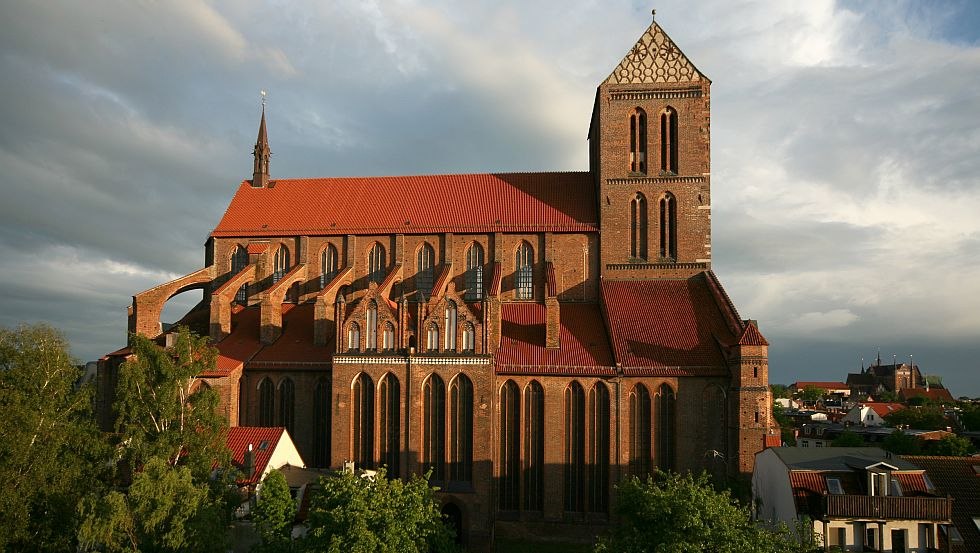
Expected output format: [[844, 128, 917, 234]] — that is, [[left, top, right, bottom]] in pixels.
[[252, 92, 271, 188], [651, 8, 656, 21]]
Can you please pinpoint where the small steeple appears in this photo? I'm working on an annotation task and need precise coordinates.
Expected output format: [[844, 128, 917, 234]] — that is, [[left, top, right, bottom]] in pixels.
[[252, 92, 271, 188]]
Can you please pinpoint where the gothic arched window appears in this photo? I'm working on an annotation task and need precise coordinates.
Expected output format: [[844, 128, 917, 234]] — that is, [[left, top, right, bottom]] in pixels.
[[273, 246, 290, 284], [422, 374, 446, 480], [465, 243, 484, 301], [231, 245, 249, 304], [347, 322, 361, 352], [659, 192, 677, 261], [661, 107, 678, 174], [313, 378, 330, 467], [417, 243, 435, 299], [629, 384, 652, 477], [499, 380, 520, 510], [564, 381, 585, 513], [258, 377, 274, 427], [368, 243, 386, 284], [444, 301, 457, 351], [320, 244, 338, 288], [278, 378, 295, 436], [516, 242, 534, 300], [379, 373, 400, 475], [352, 373, 374, 468], [523, 380, 544, 511], [461, 322, 475, 353], [654, 383, 677, 472], [631, 192, 648, 260], [382, 322, 395, 352], [426, 323, 439, 352], [629, 107, 648, 174], [449, 374, 473, 483], [588, 382, 610, 513], [366, 301, 378, 351]]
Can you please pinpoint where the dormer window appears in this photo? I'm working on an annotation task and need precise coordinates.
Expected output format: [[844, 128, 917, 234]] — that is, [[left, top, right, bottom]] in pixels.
[[826, 477, 843, 495]]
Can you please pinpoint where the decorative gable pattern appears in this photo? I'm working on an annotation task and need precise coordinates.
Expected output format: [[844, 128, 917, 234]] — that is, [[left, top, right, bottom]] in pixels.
[[604, 21, 704, 85]]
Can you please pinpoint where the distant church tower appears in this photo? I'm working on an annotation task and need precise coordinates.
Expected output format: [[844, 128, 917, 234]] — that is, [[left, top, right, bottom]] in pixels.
[[589, 11, 712, 279]]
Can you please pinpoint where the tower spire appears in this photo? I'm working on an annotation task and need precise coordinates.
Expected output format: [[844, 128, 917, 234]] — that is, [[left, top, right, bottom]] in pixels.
[[252, 92, 271, 188]]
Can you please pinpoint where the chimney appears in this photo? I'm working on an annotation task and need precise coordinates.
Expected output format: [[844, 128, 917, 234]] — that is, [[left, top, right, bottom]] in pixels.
[[244, 443, 256, 480]]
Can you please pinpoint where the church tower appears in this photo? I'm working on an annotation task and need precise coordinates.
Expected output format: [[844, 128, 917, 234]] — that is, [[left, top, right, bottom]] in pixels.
[[589, 12, 712, 279], [252, 105, 271, 188]]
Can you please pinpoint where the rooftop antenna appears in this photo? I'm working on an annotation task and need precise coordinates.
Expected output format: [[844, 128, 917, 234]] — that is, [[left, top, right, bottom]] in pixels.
[[861, 357, 865, 371]]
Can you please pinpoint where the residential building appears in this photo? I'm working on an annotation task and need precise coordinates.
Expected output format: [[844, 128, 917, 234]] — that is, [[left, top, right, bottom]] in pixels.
[[903, 456, 980, 552], [844, 403, 906, 427]]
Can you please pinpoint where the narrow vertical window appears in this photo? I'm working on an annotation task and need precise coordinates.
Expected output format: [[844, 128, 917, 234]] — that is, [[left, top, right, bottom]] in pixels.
[[382, 322, 395, 352], [523, 381, 544, 511], [659, 192, 677, 261], [660, 107, 678, 174], [258, 377, 274, 427], [231, 245, 249, 304], [564, 381, 585, 513], [588, 383, 610, 513], [629, 384, 652, 477], [352, 373, 374, 469], [272, 246, 290, 284], [278, 378, 295, 436], [629, 108, 647, 174], [379, 373, 400, 475], [320, 244, 338, 288], [630, 192, 648, 260], [368, 243, 386, 284], [313, 378, 330, 467], [417, 243, 435, 298], [347, 322, 360, 352], [422, 374, 446, 480], [449, 374, 473, 483], [426, 324, 439, 352], [366, 301, 378, 351], [444, 300, 457, 351], [461, 322, 475, 353], [499, 380, 520, 511], [516, 242, 534, 300], [465, 243, 484, 300], [654, 384, 676, 472]]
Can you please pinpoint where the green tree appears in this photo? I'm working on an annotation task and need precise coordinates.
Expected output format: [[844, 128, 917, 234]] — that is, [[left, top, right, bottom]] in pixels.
[[769, 384, 790, 399], [831, 430, 865, 447], [594, 471, 796, 553], [0, 324, 108, 552], [799, 387, 826, 402], [882, 430, 922, 455], [959, 402, 980, 431], [884, 405, 946, 431], [925, 434, 975, 456], [253, 469, 296, 552], [303, 468, 455, 553]]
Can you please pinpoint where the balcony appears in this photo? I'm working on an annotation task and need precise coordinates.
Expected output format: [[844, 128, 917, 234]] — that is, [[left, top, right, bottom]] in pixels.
[[822, 494, 952, 522]]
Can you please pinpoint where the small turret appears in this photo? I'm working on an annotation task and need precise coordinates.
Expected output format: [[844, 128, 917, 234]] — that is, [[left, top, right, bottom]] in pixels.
[[252, 103, 271, 188]]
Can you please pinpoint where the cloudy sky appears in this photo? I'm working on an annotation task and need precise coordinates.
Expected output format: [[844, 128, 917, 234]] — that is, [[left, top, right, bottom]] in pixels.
[[2, 0, 979, 394]]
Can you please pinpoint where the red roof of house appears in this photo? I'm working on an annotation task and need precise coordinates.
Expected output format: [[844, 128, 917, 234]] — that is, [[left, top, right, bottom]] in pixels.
[[495, 303, 614, 372], [249, 303, 332, 368], [212, 172, 598, 237], [601, 275, 737, 370], [227, 426, 285, 484], [864, 402, 906, 418], [792, 381, 849, 390], [899, 388, 955, 403]]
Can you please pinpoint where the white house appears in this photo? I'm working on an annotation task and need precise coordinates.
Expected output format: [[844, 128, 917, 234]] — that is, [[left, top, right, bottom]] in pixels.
[[842, 403, 905, 427]]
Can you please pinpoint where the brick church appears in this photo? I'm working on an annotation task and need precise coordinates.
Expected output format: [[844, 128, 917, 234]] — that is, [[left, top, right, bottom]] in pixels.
[[99, 13, 773, 547]]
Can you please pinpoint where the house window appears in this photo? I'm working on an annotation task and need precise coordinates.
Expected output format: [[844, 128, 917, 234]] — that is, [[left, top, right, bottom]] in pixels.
[[826, 478, 844, 494], [629, 107, 648, 174], [891, 529, 907, 553], [865, 526, 877, 551], [417, 243, 435, 298], [379, 373, 400, 475], [278, 378, 295, 436], [630, 192, 648, 260], [449, 374, 473, 483], [258, 377, 274, 426], [523, 381, 544, 511], [320, 244, 338, 288], [368, 243, 386, 284], [461, 322, 475, 352], [426, 324, 439, 352], [564, 381, 586, 513], [231, 245, 249, 304], [382, 322, 395, 352], [444, 300, 457, 351], [273, 246, 290, 283], [629, 384, 652, 477], [347, 322, 360, 352], [422, 374, 446, 480], [654, 384, 676, 471], [465, 243, 484, 300], [366, 301, 378, 350], [352, 373, 374, 469], [660, 106, 678, 174], [499, 380, 520, 510], [313, 378, 330, 468], [659, 193, 677, 261], [588, 382, 610, 513], [890, 478, 903, 497], [516, 242, 534, 300]]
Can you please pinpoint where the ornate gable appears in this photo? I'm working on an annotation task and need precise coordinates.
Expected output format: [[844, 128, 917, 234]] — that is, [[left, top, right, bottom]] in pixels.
[[604, 20, 705, 85]]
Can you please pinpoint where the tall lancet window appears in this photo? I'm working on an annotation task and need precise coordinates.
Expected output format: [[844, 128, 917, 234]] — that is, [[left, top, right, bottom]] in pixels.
[[654, 384, 677, 472], [587, 382, 610, 513], [422, 374, 446, 480], [465, 243, 484, 300], [659, 192, 677, 261], [564, 381, 586, 513], [523, 381, 544, 512], [273, 246, 290, 284], [320, 244, 338, 288], [660, 107, 678, 174], [516, 242, 534, 300], [444, 300, 457, 351], [352, 373, 374, 468], [382, 322, 395, 352], [379, 373, 400, 475], [499, 380, 520, 510], [366, 301, 378, 350], [368, 243, 386, 284], [461, 322, 475, 353], [629, 384, 652, 477], [630, 192, 648, 260], [629, 107, 648, 174], [449, 374, 473, 483], [347, 322, 361, 352], [416, 243, 435, 299], [426, 323, 439, 352], [231, 245, 249, 304]]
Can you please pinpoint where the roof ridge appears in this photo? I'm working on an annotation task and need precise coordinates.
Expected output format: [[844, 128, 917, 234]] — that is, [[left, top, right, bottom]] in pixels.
[[266, 170, 591, 182]]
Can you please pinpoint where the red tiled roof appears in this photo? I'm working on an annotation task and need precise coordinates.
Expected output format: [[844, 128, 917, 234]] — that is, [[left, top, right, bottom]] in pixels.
[[903, 456, 980, 553], [899, 388, 955, 403], [212, 172, 598, 237], [250, 303, 333, 368], [246, 242, 270, 254], [765, 434, 782, 448], [203, 305, 263, 377], [738, 323, 769, 346], [895, 472, 931, 494], [496, 303, 614, 371], [864, 402, 906, 418], [791, 381, 849, 390], [227, 426, 284, 484], [601, 275, 737, 369]]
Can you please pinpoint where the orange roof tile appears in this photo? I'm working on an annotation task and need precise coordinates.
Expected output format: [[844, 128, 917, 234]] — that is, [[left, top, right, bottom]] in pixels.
[[249, 303, 333, 368], [738, 323, 768, 346], [202, 305, 263, 377], [227, 426, 284, 484], [495, 303, 614, 372], [864, 402, 906, 418], [212, 172, 598, 237]]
